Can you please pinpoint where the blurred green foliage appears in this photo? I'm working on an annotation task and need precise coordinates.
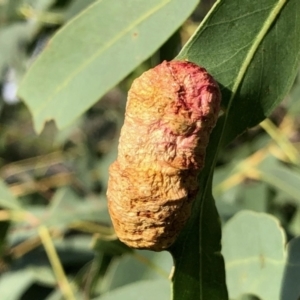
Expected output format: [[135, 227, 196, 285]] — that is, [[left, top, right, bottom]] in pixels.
[[0, 0, 300, 300]]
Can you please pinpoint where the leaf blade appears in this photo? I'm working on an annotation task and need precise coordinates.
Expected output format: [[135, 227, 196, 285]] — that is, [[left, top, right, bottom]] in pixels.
[[171, 0, 300, 299], [170, 118, 228, 300], [178, 0, 300, 145], [18, 0, 199, 132], [222, 211, 286, 300]]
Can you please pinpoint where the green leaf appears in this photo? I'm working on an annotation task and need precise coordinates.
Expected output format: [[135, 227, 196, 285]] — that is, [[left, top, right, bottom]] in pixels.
[[0, 179, 21, 210], [24, 0, 56, 10], [18, 0, 199, 132], [288, 69, 300, 115], [289, 207, 300, 236], [29, 266, 56, 286], [0, 269, 35, 300], [0, 0, 55, 23], [63, 0, 96, 21], [102, 250, 171, 292], [236, 295, 261, 300], [223, 211, 300, 300], [93, 239, 133, 257], [177, 0, 300, 146], [94, 279, 170, 300], [223, 211, 286, 300], [171, 0, 300, 299], [0, 0, 57, 83], [281, 237, 300, 300], [170, 185, 227, 300], [45, 289, 84, 300], [257, 155, 300, 206], [0, 24, 29, 81], [42, 187, 109, 229], [213, 161, 269, 215]]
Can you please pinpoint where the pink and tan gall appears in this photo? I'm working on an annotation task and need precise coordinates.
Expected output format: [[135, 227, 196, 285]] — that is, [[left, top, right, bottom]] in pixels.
[[107, 60, 221, 251]]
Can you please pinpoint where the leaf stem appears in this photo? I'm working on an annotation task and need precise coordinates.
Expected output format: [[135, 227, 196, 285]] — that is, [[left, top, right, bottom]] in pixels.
[[38, 225, 76, 300], [260, 118, 300, 165]]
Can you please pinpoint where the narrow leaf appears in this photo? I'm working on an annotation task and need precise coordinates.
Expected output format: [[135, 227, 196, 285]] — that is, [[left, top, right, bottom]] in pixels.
[[170, 187, 227, 299], [257, 155, 300, 205], [281, 237, 300, 300], [177, 0, 300, 146], [0, 270, 35, 300], [171, 0, 300, 299], [94, 280, 170, 300], [0, 180, 21, 210]]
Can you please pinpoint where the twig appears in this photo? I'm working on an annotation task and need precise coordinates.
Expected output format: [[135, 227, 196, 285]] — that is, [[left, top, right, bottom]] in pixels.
[[38, 226, 76, 300]]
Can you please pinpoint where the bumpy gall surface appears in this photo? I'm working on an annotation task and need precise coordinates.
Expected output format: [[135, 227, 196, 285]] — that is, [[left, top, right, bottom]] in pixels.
[[107, 60, 221, 251]]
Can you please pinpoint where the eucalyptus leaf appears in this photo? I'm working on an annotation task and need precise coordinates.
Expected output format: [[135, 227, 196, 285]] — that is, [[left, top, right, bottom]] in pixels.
[[223, 211, 286, 300], [94, 279, 170, 300], [63, 0, 96, 21], [103, 250, 171, 292], [45, 289, 84, 300], [171, 0, 300, 299], [236, 295, 261, 300], [30, 266, 56, 286], [177, 0, 300, 146], [0, 0, 57, 79], [42, 187, 109, 229], [18, 0, 199, 132], [24, 0, 56, 10], [223, 211, 300, 300], [0, 24, 30, 81], [288, 69, 300, 115], [0, 179, 22, 210], [257, 155, 300, 206], [170, 187, 227, 300], [289, 208, 300, 236], [280, 237, 300, 300], [0, 269, 35, 300]]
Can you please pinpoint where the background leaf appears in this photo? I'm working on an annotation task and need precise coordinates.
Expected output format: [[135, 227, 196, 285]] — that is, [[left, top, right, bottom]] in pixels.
[[257, 156, 300, 205], [0, 269, 36, 300], [41, 187, 109, 229], [18, 0, 199, 132], [223, 211, 300, 300], [222, 211, 286, 300], [0, 179, 21, 209], [0, 0, 57, 80], [94, 279, 170, 300], [280, 237, 300, 300], [101, 250, 172, 292]]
